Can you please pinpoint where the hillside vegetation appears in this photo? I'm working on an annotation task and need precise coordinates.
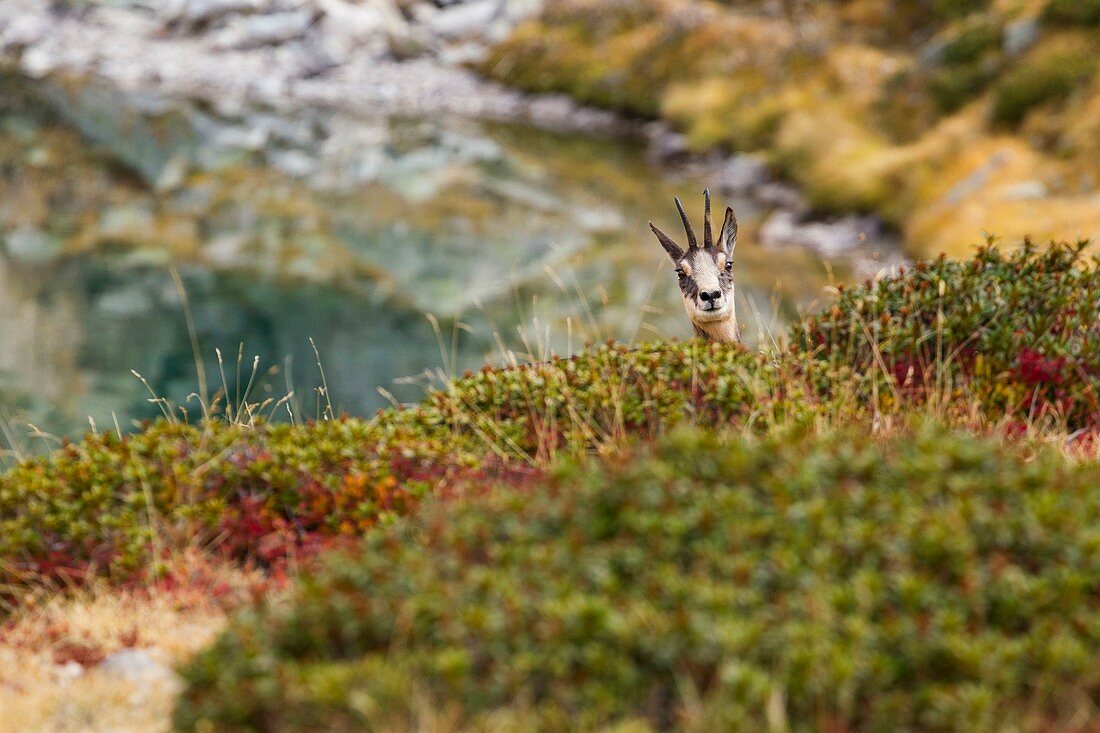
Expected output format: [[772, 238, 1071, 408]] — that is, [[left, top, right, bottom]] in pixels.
[[175, 426, 1100, 732], [484, 0, 1100, 257], [3, 241, 1100, 730], [2, 242, 1097, 600]]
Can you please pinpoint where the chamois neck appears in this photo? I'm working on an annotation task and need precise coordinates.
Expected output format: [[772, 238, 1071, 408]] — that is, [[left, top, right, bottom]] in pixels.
[[691, 311, 739, 343]]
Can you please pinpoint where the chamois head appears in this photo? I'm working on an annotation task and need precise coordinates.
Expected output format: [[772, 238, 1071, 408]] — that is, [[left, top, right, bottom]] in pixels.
[[649, 189, 739, 343]]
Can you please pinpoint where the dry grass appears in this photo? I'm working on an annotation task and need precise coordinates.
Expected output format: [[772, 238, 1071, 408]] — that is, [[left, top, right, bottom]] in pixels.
[[488, 0, 1100, 258], [0, 552, 269, 733]]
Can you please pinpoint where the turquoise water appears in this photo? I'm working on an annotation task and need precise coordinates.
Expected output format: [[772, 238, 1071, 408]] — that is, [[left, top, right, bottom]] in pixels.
[[0, 75, 874, 445]]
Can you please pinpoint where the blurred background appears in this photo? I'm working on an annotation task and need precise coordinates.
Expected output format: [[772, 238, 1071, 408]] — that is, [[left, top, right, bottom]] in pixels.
[[0, 0, 1094, 441]]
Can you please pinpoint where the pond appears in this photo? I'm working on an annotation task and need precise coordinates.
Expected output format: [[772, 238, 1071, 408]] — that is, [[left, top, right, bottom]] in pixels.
[[0, 73, 888, 447]]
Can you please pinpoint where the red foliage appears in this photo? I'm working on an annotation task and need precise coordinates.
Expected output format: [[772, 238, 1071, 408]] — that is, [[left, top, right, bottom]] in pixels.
[[1017, 348, 1068, 386]]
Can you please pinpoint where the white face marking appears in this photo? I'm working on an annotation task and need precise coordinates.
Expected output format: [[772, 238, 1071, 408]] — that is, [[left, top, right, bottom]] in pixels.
[[682, 250, 733, 324], [693, 254, 721, 295]]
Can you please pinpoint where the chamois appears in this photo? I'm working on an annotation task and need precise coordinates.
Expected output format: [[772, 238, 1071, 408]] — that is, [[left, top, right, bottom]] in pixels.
[[649, 189, 739, 343]]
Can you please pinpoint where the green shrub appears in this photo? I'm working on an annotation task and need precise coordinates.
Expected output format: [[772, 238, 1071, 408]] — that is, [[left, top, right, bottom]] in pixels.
[[941, 20, 1002, 65], [0, 418, 502, 602], [796, 240, 1100, 430], [1044, 0, 1100, 26], [932, 0, 992, 21], [174, 425, 1100, 732], [0, 341, 824, 601], [928, 62, 997, 113], [5, 243, 1100, 600], [413, 340, 817, 457], [992, 46, 1097, 125]]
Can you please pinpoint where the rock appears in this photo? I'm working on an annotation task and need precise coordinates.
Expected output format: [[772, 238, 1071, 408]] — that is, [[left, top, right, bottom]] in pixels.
[[155, 154, 190, 191], [295, 43, 343, 77], [19, 44, 59, 79], [313, 0, 408, 40], [309, 0, 409, 63], [944, 150, 1010, 204], [717, 154, 770, 193], [917, 38, 946, 69], [162, 0, 266, 32], [754, 182, 807, 211], [211, 9, 316, 50], [760, 210, 887, 257], [500, 0, 541, 23], [96, 284, 157, 316], [437, 40, 488, 65], [53, 661, 84, 682], [426, 0, 502, 40], [0, 11, 52, 50], [388, 26, 438, 60], [206, 232, 250, 266], [408, 1, 439, 23], [1004, 17, 1039, 58], [269, 147, 317, 177], [99, 648, 178, 688], [4, 226, 63, 264], [645, 124, 691, 164], [1001, 180, 1048, 200]]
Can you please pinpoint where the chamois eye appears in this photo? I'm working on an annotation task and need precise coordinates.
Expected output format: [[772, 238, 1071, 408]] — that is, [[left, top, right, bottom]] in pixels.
[[675, 268, 686, 279], [724, 260, 733, 272]]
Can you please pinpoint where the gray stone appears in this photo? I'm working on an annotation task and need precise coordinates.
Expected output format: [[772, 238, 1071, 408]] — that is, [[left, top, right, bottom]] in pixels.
[[944, 150, 1010, 204], [313, 0, 408, 41], [162, 0, 266, 31], [1004, 17, 1039, 58], [437, 40, 488, 65], [717, 154, 770, 193], [646, 126, 691, 164], [427, 0, 502, 40], [1001, 180, 1048, 200], [155, 154, 190, 191], [96, 285, 156, 316], [408, 2, 439, 23], [99, 648, 178, 688], [4, 226, 63, 264], [760, 211, 887, 257], [388, 26, 438, 60], [917, 38, 946, 69], [269, 147, 317, 177], [754, 182, 807, 211], [211, 9, 316, 50]]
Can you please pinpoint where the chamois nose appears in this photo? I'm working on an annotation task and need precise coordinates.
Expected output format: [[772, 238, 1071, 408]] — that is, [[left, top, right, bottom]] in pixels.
[[699, 290, 722, 305]]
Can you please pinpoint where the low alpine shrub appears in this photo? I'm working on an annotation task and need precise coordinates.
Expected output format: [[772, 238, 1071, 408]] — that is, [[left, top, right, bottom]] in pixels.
[[174, 425, 1100, 732], [1044, 0, 1100, 26], [0, 418, 509, 602], [796, 240, 1100, 430]]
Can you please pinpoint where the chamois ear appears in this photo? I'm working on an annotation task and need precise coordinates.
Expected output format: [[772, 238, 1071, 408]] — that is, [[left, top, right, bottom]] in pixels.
[[649, 222, 684, 263], [720, 206, 738, 255]]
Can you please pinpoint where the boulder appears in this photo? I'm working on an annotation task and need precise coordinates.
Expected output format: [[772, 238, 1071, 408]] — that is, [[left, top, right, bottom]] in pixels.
[[717, 154, 770, 193], [100, 649, 178, 689], [162, 0, 267, 32], [211, 9, 317, 50], [426, 0, 502, 41], [1004, 17, 1039, 58], [760, 210, 887, 257]]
